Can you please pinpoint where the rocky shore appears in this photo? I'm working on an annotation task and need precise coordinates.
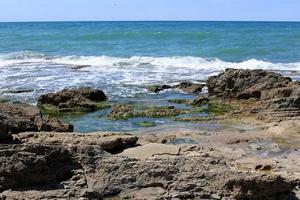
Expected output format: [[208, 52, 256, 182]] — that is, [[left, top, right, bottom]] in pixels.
[[1, 69, 300, 199]]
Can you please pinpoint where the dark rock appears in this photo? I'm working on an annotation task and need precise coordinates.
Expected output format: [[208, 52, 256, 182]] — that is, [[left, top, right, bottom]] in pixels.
[[191, 96, 209, 106], [147, 81, 204, 94], [175, 81, 204, 94], [3, 89, 34, 94], [0, 143, 78, 192], [206, 69, 300, 117], [207, 68, 292, 100], [38, 87, 107, 112], [0, 103, 73, 141], [148, 85, 172, 93]]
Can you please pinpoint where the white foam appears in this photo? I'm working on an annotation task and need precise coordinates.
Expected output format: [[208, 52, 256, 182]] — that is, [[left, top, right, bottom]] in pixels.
[[1, 51, 300, 71], [1, 51, 300, 100]]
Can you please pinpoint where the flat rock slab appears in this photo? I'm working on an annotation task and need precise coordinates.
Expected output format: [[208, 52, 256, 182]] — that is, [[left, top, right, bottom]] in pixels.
[[15, 132, 138, 154], [121, 143, 180, 159]]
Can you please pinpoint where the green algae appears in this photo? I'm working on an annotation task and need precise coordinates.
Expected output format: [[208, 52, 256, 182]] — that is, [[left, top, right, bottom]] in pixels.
[[106, 104, 191, 120], [137, 121, 156, 127], [39, 102, 111, 117]]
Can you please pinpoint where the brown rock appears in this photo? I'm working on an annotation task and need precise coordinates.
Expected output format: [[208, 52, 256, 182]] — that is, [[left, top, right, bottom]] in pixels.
[[0, 103, 73, 141], [38, 87, 107, 112], [207, 68, 292, 100], [175, 81, 204, 94]]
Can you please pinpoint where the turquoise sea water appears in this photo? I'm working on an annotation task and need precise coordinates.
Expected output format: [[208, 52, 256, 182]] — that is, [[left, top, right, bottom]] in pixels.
[[1, 21, 300, 132]]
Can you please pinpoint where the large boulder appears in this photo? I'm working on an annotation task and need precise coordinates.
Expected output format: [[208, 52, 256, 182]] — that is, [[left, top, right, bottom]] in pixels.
[[207, 68, 292, 100], [38, 87, 107, 112], [0, 103, 73, 141], [206, 69, 300, 114]]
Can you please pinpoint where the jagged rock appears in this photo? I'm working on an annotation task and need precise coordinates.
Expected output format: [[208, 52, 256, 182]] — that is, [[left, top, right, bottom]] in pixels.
[[0, 103, 73, 141], [38, 87, 107, 112], [207, 68, 292, 99], [206, 69, 300, 117]]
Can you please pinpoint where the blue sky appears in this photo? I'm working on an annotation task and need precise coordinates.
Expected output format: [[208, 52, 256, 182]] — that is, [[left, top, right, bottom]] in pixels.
[[0, 0, 299, 22]]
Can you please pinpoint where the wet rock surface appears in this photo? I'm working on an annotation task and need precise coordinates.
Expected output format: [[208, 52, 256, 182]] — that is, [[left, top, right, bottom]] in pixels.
[[148, 81, 204, 94], [175, 81, 205, 94], [0, 103, 73, 141], [106, 104, 190, 120], [38, 87, 107, 112]]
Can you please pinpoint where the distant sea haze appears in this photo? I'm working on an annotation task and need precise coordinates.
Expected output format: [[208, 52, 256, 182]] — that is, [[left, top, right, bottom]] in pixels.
[[1, 21, 300, 102]]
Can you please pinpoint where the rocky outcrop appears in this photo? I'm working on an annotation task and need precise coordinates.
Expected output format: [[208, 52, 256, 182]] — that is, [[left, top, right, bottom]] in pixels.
[[207, 68, 292, 100], [38, 87, 107, 112], [0, 133, 296, 200], [0, 103, 73, 141], [206, 68, 300, 118], [148, 81, 204, 94]]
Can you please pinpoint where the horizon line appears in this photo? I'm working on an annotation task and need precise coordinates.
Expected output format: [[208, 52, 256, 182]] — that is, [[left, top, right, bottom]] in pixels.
[[0, 20, 300, 23]]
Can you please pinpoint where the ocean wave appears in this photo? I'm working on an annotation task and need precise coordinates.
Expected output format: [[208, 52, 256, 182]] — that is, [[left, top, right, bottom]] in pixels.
[[1, 51, 300, 101], [1, 51, 300, 72]]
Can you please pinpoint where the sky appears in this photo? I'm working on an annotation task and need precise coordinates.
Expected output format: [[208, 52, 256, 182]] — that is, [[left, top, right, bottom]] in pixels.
[[0, 0, 299, 22]]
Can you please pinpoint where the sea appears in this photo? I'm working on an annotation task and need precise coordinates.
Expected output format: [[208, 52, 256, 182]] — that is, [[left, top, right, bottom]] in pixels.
[[1, 21, 300, 132]]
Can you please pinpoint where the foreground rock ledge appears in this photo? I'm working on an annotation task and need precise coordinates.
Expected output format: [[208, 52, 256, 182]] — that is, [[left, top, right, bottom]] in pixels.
[[0, 132, 298, 200]]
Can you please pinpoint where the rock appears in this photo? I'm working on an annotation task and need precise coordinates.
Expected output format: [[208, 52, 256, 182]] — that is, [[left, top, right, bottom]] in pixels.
[[16, 132, 138, 154], [191, 96, 209, 106], [121, 143, 181, 159], [0, 143, 78, 192], [106, 104, 189, 120], [0, 132, 297, 199], [147, 85, 172, 93], [206, 69, 300, 117], [175, 81, 204, 94], [147, 81, 204, 94], [38, 87, 107, 112], [207, 68, 292, 100], [3, 88, 34, 94], [0, 103, 73, 141]]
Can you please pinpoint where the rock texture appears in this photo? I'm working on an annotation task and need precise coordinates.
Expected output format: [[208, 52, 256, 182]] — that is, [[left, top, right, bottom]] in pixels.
[[207, 68, 292, 100], [206, 68, 300, 118], [106, 104, 190, 120], [38, 87, 107, 112], [0, 132, 297, 200], [0, 103, 73, 141], [16, 132, 138, 154]]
